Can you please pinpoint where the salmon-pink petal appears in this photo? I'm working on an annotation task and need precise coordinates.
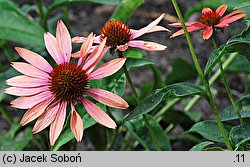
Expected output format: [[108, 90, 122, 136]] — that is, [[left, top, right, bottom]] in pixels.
[[215, 23, 229, 28], [33, 100, 60, 134], [70, 103, 84, 142], [86, 47, 110, 74], [191, 22, 206, 28], [148, 26, 171, 33], [117, 44, 129, 52], [216, 4, 228, 17], [11, 62, 49, 79], [127, 40, 167, 51], [56, 20, 72, 62], [220, 10, 246, 22], [71, 51, 81, 58], [170, 26, 202, 38], [44, 32, 63, 65], [72, 36, 101, 44], [5, 86, 49, 96], [6, 75, 48, 88], [85, 88, 129, 109], [88, 58, 126, 80], [10, 91, 52, 109], [130, 26, 170, 37], [203, 26, 213, 40], [15, 47, 53, 73], [82, 38, 108, 72], [81, 97, 116, 129], [168, 22, 193, 27], [131, 13, 165, 39], [77, 33, 95, 66], [72, 46, 97, 58], [20, 96, 55, 126], [80, 33, 94, 58], [49, 101, 67, 146], [218, 13, 247, 26], [202, 7, 212, 14]]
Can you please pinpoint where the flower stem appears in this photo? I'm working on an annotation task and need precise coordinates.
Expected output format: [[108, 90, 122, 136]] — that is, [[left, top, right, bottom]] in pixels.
[[118, 51, 161, 151], [171, 0, 233, 150], [184, 53, 238, 112], [212, 33, 243, 124]]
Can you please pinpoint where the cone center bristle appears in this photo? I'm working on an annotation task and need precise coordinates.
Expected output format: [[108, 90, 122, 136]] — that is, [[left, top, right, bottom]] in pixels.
[[200, 11, 220, 26], [100, 20, 132, 49], [49, 62, 88, 102]]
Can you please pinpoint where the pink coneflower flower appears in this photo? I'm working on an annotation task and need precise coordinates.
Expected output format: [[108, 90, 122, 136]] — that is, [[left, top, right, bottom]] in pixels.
[[169, 4, 247, 40], [5, 20, 128, 146], [72, 14, 169, 55]]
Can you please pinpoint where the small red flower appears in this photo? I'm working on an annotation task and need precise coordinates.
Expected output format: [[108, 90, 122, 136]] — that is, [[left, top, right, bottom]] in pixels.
[[169, 4, 247, 40]]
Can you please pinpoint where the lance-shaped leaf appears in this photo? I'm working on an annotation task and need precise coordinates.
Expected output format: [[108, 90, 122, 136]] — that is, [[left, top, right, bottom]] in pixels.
[[122, 82, 207, 123], [219, 95, 250, 121], [0, 0, 44, 48], [188, 120, 233, 143]]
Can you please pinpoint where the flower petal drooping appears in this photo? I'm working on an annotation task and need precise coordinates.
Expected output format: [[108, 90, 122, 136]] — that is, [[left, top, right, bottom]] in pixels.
[[70, 103, 84, 142], [33, 100, 60, 134], [81, 97, 117, 129], [49, 101, 67, 146], [85, 88, 129, 109]]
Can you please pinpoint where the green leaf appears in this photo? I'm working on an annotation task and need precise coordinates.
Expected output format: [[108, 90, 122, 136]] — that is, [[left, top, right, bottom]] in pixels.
[[0, 0, 44, 48], [188, 120, 233, 143], [235, 138, 250, 151], [190, 141, 214, 151], [0, 123, 32, 151], [226, 55, 250, 73], [204, 27, 250, 78], [106, 73, 126, 96], [229, 123, 250, 148], [50, 0, 119, 10], [203, 147, 224, 151], [112, 54, 156, 77], [125, 114, 171, 151], [125, 56, 156, 71], [166, 58, 197, 84], [111, 0, 144, 23], [123, 82, 207, 123], [125, 49, 144, 59], [51, 102, 105, 151], [139, 83, 154, 101], [219, 95, 250, 121]]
